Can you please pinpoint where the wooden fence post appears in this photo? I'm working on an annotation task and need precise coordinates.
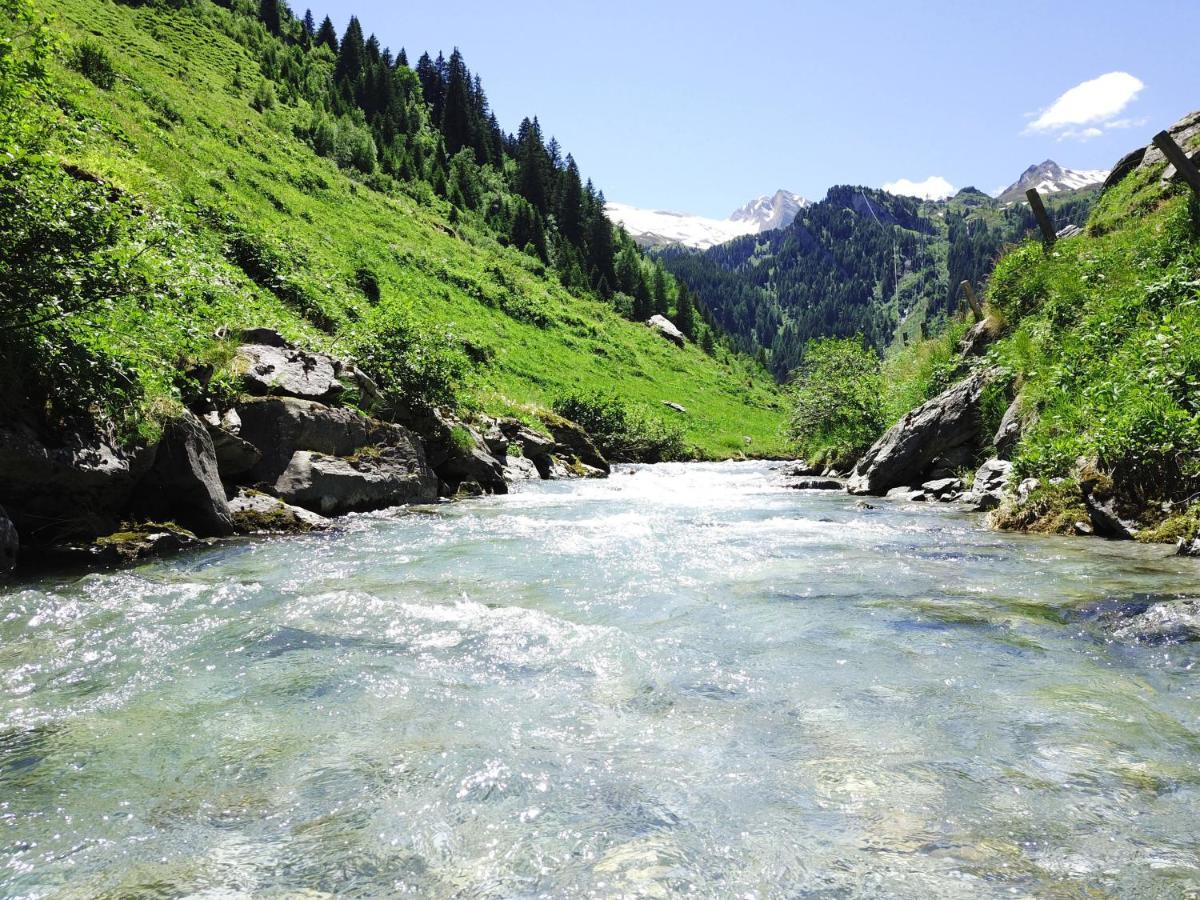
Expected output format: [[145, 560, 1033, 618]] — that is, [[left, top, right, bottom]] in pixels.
[[959, 280, 983, 321], [1025, 188, 1057, 246], [1151, 130, 1200, 198]]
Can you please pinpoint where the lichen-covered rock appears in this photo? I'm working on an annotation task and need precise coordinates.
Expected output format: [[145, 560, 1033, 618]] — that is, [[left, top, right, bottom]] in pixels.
[[273, 448, 438, 515], [848, 369, 998, 496], [538, 413, 610, 475], [228, 488, 329, 533], [236, 343, 344, 403], [92, 523, 204, 565]]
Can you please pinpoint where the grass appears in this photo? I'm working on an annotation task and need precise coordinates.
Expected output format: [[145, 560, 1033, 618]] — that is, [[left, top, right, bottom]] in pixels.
[[32, 0, 789, 458]]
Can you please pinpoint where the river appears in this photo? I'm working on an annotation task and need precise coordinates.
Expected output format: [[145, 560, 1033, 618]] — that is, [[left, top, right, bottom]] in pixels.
[[2, 461, 1198, 897]]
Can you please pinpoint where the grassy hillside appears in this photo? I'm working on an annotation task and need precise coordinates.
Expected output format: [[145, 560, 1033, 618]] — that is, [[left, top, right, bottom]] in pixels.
[[7, 0, 787, 457]]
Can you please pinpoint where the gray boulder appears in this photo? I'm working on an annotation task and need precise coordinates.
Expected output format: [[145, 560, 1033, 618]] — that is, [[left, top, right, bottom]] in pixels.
[[647, 314, 686, 347], [274, 448, 438, 515], [136, 412, 233, 537], [503, 456, 541, 482], [1138, 109, 1200, 181], [921, 477, 964, 501], [228, 488, 329, 533], [236, 343, 344, 403], [0, 505, 17, 577], [499, 419, 556, 478], [203, 409, 262, 480], [965, 458, 1013, 511], [1177, 534, 1200, 558], [1111, 600, 1200, 644], [237, 397, 372, 484], [1102, 147, 1147, 191], [394, 409, 508, 494], [957, 317, 1000, 358], [992, 398, 1029, 460], [848, 369, 998, 496], [0, 422, 157, 542]]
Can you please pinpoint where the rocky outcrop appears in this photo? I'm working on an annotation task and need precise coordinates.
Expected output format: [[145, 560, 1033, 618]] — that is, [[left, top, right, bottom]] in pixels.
[[0, 422, 157, 543], [274, 447, 438, 515], [1177, 533, 1200, 558], [202, 409, 262, 480], [992, 398, 1029, 461], [848, 369, 998, 496], [134, 412, 233, 537], [399, 409, 508, 495], [538, 413, 610, 474], [1102, 147, 1146, 192], [957, 316, 1001, 358], [1139, 109, 1200, 182], [498, 419, 556, 478], [646, 314, 686, 347], [0, 506, 17, 578], [236, 342, 345, 403], [786, 477, 844, 491]]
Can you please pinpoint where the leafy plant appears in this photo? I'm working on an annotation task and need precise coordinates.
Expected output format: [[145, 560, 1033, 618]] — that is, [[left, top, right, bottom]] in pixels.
[[787, 336, 884, 468], [351, 306, 470, 416], [553, 392, 689, 463], [69, 38, 116, 89]]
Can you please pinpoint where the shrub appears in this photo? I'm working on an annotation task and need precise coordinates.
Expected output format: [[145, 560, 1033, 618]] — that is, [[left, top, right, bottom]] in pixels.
[[351, 306, 470, 416], [552, 392, 689, 463], [787, 336, 883, 468], [69, 39, 117, 90], [880, 320, 969, 425]]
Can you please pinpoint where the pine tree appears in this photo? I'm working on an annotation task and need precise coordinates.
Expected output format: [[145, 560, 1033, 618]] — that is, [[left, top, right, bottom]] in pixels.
[[675, 283, 696, 339], [396, 47, 408, 68], [557, 155, 584, 246], [315, 15, 338, 51], [335, 17, 365, 84], [302, 8, 315, 39], [652, 266, 669, 315], [441, 48, 472, 156], [700, 328, 716, 355]]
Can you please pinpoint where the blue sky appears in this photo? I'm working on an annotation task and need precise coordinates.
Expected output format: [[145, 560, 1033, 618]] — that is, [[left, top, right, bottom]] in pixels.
[[306, 0, 1199, 217]]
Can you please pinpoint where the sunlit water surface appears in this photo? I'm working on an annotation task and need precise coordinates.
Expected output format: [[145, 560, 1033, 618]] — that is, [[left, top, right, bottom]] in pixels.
[[2, 462, 1199, 897]]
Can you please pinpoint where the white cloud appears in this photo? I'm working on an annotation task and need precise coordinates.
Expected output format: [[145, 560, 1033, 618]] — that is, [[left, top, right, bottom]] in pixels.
[[1025, 72, 1144, 138], [882, 176, 956, 201]]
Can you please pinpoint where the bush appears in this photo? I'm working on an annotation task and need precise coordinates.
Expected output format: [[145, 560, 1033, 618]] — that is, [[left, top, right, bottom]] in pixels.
[[787, 336, 883, 468], [552, 392, 689, 463], [880, 320, 969, 425], [351, 306, 470, 416], [69, 39, 117, 90]]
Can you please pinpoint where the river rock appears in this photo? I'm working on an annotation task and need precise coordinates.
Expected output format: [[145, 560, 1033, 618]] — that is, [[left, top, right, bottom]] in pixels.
[[503, 456, 541, 482], [395, 409, 508, 495], [1178, 532, 1200, 557], [886, 486, 927, 501], [921, 477, 964, 501], [784, 460, 822, 477], [787, 477, 844, 491], [228, 488, 329, 533], [274, 448, 438, 515], [538, 413, 610, 474], [0, 505, 17, 577], [499, 419, 556, 477], [205, 413, 262, 479], [0, 422, 157, 543], [237, 397, 372, 484], [646, 314, 686, 347], [236, 343, 344, 403], [965, 458, 1013, 511], [847, 368, 998, 496], [135, 412, 233, 537], [1111, 599, 1200, 644]]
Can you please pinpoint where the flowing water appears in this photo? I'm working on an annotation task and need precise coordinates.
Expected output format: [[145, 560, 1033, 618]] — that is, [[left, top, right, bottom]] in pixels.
[[2, 462, 1199, 898]]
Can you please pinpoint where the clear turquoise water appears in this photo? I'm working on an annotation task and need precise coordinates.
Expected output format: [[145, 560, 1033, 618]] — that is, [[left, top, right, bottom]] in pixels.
[[1, 461, 1198, 897]]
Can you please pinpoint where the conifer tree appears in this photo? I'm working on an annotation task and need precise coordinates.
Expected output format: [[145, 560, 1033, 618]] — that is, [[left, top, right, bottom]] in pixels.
[[302, 8, 315, 39], [652, 266, 669, 315], [335, 17, 365, 84], [315, 15, 338, 51], [259, 0, 282, 35], [441, 48, 472, 156], [675, 283, 696, 339]]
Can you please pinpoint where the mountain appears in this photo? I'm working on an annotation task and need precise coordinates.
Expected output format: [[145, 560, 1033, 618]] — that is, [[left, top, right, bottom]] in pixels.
[[658, 184, 1099, 379], [996, 160, 1109, 203], [607, 190, 808, 249]]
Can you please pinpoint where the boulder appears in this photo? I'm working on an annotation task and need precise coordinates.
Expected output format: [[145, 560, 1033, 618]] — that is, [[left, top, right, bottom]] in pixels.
[[663, 402, 687, 414], [0, 422, 157, 543], [992, 398, 1029, 460], [783, 460, 822, 477], [886, 486, 927, 502], [957, 316, 1001, 358], [498, 419, 556, 478], [135, 412, 233, 537], [0, 505, 17, 577], [228, 488, 329, 533], [1102, 147, 1147, 192], [847, 369, 998, 496], [646, 314, 686, 347], [394, 409, 507, 494], [332, 359, 381, 411], [1077, 463, 1138, 541], [1111, 599, 1200, 644], [274, 448, 438, 515], [921, 477, 964, 501], [965, 458, 1013, 511], [93, 524, 204, 565], [786, 477, 844, 491], [538, 413, 610, 474], [236, 343, 344, 403], [1177, 534, 1200, 558], [503, 456, 541, 482], [205, 413, 262, 479], [1138, 109, 1200, 181], [236, 397, 372, 484]]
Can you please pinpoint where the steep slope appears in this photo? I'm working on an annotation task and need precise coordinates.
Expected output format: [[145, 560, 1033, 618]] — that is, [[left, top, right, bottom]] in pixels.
[[6, 0, 787, 458], [996, 159, 1108, 203], [606, 190, 807, 249]]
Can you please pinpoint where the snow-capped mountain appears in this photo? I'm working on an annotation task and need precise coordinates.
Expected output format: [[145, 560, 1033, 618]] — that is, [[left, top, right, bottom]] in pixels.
[[996, 160, 1109, 203], [606, 190, 808, 250]]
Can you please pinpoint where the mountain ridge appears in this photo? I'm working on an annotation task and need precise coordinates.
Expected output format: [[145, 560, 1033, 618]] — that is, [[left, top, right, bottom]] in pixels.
[[607, 189, 808, 249]]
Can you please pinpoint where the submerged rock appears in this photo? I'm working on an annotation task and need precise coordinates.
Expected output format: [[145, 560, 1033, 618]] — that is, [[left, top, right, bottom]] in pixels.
[[1109, 599, 1200, 644], [848, 369, 999, 496], [1178, 534, 1200, 558], [786, 477, 844, 491], [91, 523, 205, 565]]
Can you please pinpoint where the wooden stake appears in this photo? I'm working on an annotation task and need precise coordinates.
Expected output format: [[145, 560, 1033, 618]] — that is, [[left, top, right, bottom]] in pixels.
[[1152, 130, 1200, 197], [1025, 188, 1057, 246], [959, 280, 983, 321]]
